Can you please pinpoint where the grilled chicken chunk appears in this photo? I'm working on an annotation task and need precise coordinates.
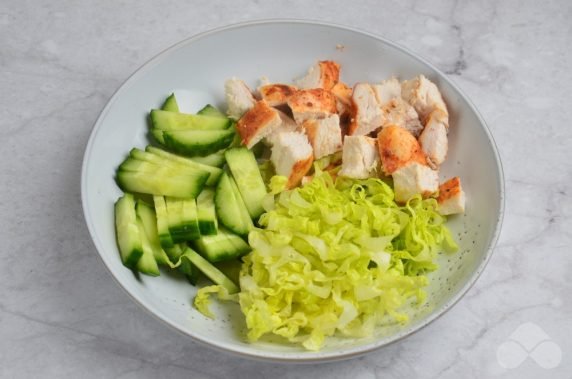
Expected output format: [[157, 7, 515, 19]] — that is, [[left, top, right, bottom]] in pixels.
[[295, 60, 340, 90], [437, 177, 466, 215], [225, 78, 256, 120], [270, 131, 314, 188]]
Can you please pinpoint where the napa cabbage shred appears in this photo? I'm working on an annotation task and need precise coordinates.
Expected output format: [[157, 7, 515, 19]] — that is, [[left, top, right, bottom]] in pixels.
[[196, 168, 458, 351]]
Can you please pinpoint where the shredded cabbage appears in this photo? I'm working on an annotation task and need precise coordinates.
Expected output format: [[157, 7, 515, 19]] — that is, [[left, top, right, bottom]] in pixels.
[[238, 170, 458, 350], [194, 285, 238, 319]]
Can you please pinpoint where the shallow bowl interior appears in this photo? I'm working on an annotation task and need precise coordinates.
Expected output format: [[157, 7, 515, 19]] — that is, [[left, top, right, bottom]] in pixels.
[[81, 20, 504, 362]]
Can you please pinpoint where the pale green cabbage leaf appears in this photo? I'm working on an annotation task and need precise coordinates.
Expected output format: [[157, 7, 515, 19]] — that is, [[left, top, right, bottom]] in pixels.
[[238, 170, 458, 350]]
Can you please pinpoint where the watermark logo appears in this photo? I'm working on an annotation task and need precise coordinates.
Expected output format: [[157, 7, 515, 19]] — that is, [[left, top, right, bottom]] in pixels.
[[496, 322, 562, 369]]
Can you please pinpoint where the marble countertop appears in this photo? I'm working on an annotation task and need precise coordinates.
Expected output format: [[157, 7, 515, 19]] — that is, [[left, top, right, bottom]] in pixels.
[[1, 1, 571, 378]]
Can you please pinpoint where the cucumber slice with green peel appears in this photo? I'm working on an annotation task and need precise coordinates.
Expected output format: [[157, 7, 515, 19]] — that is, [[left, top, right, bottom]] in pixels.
[[153, 196, 174, 248], [135, 201, 172, 267], [166, 198, 200, 242], [225, 147, 267, 219], [179, 255, 201, 285], [114, 194, 143, 269], [120, 157, 212, 180], [161, 93, 179, 112], [117, 170, 209, 198], [181, 198, 200, 240], [196, 189, 218, 235], [151, 128, 166, 144], [162, 129, 235, 157], [166, 198, 185, 243], [180, 247, 239, 294], [135, 217, 160, 276], [214, 259, 242, 285], [188, 149, 227, 167], [215, 173, 253, 235], [150, 109, 231, 131], [192, 227, 250, 263], [141, 147, 222, 186], [197, 104, 226, 118], [164, 243, 185, 264], [229, 176, 255, 231]]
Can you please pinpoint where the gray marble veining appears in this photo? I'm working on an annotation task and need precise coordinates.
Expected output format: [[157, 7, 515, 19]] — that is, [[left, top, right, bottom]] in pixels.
[[1, 0, 571, 378]]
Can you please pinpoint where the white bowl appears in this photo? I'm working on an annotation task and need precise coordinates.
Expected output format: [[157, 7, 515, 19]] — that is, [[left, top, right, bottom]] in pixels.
[[81, 20, 504, 362]]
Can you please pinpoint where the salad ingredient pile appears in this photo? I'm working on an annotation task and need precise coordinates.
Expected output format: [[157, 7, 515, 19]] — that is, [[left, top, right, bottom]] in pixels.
[[112, 59, 466, 350]]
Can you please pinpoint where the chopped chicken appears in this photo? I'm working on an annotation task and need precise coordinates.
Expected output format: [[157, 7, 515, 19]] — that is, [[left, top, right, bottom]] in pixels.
[[302, 114, 343, 159], [295, 61, 340, 90], [258, 84, 298, 107], [377, 125, 427, 175], [419, 110, 448, 168], [437, 177, 466, 215], [401, 75, 448, 125], [348, 83, 384, 136], [372, 77, 402, 106], [392, 162, 439, 203], [287, 88, 337, 124], [264, 110, 299, 146], [331, 82, 353, 116], [236, 100, 281, 148], [339, 135, 379, 179], [270, 131, 314, 188], [224, 78, 256, 120], [381, 98, 424, 137]]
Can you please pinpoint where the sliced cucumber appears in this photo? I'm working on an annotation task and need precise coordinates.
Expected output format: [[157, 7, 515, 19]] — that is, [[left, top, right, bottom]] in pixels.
[[196, 189, 218, 235], [214, 173, 253, 235], [161, 93, 179, 112], [114, 194, 143, 269], [214, 259, 242, 285], [188, 149, 227, 167], [162, 129, 235, 157], [151, 109, 231, 131], [229, 175, 254, 231], [116, 169, 209, 198], [181, 247, 239, 294], [192, 227, 250, 263], [197, 104, 226, 118], [136, 201, 171, 266], [166, 198, 200, 242], [225, 147, 267, 219], [141, 147, 222, 186], [135, 217, 160, 276], [164, 243, 185, 264], [153, 196, 174, 248], [181, 198, 200, 240], [179, 255, 201, 285]]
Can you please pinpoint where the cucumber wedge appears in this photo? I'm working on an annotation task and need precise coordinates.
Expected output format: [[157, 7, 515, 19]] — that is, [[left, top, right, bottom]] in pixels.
[[197, 104, 226, 118], [225, 147, 267, 219], [179, 255, 201, 285], [140, 147, 222, 186], [116, 162, 209, 198], [135, 217, 160, 276], [151, 109, 231, 131], [192, 227, 250, 263], [196, 189, 217, 235], [153, 196, 174, 248], [136, 201, 171, 266], [229, 176, 254, 230], [161, 93, 179, 112], [181, 198, 200, 240], [162, 129, 235, 157], [114, 194, 143, 268], [166, 198, 200, 242], [181, 247, 239, 294], [214, 173, 253, 235], [188, 149, 227, 167], [164, 243, 185, 264]]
